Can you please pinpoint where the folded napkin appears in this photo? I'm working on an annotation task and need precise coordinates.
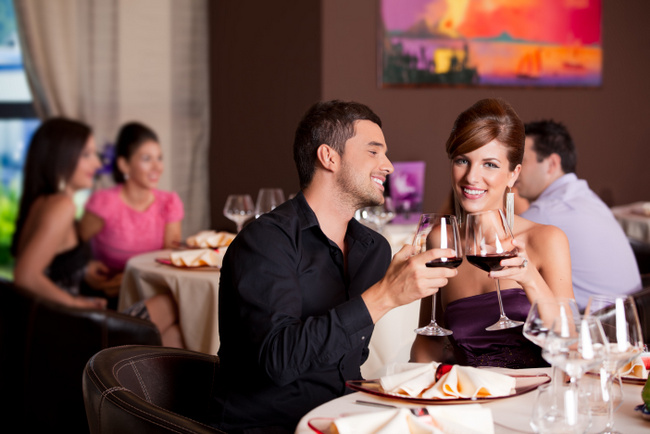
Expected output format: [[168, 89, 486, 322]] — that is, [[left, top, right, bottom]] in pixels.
[[170, 248, 222, 267], [619, 353, 649, 378], [186, 230, 235, 248], [380, 362, 516, 400], [330, 404, 493, 434]]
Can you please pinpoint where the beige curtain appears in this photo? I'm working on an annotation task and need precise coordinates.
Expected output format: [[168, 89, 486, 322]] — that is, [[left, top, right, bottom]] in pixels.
[[13, 0, 210, 237]]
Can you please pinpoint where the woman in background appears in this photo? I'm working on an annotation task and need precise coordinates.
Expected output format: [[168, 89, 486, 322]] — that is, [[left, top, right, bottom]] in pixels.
[[410, 99, 573, 368], [13, 118, 184, 347], [80, 122, 184, 275], [12, 118, 115, 308]]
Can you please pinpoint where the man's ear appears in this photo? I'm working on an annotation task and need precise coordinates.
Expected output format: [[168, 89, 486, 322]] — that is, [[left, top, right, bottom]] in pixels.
[[547, 153, 562, 175], [316, 144, 339, 172]]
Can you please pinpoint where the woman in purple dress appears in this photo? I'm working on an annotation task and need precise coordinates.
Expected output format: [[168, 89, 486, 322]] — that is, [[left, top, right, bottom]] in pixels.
[[411, 99, 575, 368]]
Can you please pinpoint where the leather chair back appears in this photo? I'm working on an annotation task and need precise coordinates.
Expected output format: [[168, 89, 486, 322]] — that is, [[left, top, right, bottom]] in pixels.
[[83, 345, 225, 433], [0, 280, 162, 432]]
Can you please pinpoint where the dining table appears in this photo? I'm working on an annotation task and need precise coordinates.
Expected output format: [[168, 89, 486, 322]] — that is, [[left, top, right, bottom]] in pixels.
[[118, 249, 222, 355], [295, 367, 649, 433], [611, 201, 650, 244]]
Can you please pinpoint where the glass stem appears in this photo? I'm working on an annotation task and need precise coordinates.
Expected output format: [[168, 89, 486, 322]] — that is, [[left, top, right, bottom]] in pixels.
[[430, 293, 438, 326], [495, 280, 507, 318], [604, 373, 615, 431]]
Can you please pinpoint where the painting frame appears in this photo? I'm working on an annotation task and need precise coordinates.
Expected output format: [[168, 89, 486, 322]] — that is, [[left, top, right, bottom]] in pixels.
[[378, 0, 603, 88]]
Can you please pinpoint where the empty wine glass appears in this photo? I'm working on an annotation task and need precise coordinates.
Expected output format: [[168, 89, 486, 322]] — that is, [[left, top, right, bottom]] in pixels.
[[465, 209, 523, 331], [358, 197, 396, 234], [413, 213, 462, 336], [543, 315, 608, 390], [523, 297, 581, 388], [584, 294, 645, 434], [255, 188, 285, 218], [223, 194, 254, 233]]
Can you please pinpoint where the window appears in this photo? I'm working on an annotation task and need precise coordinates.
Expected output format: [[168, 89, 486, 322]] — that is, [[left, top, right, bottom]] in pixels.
[[0, 0, 38, 278]]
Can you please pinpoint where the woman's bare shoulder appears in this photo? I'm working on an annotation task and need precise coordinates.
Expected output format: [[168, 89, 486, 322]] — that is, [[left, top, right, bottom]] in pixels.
[[31, 194, 77, 223], [516, 216, 569, 250]]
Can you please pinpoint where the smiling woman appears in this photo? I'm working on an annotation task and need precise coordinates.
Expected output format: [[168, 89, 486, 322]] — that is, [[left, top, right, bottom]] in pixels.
[[410, 98, 575, 369]]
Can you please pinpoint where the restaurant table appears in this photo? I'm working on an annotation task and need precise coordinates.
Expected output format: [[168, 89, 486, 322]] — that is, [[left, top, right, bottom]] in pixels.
[[295, 367, 649, 434], [611, 202, 650, 244], [119, 249, 221, 355]]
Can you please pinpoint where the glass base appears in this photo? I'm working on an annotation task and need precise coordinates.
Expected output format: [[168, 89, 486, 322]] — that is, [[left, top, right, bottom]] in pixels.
[[415, 322, 453, 336], [486, 317, 524, 331]]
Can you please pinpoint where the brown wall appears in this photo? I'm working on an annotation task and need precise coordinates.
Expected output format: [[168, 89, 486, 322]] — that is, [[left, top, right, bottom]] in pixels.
[[210, 1, 650, 230], [209, 1, 321, 231]]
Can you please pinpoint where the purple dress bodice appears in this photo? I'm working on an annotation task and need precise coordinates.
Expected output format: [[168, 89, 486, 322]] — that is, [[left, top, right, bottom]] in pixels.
[[444, 288, 547, 368]]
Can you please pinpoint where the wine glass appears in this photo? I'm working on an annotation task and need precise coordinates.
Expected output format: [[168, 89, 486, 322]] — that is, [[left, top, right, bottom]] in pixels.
[[523, 297, 581, 387], [465, 209, 523, 331], [412, 213, 462, 336], [223, 194, 254, 233], [533, 315, 607, 433], [255, 188, 285, 218], [542, 315, 608, 388], [358, 197, 396, 234], [584, 294, 645, 434]]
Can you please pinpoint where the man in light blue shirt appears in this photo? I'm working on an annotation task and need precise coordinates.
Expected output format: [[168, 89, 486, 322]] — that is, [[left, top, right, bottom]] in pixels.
[[516, 120, 641, 309]]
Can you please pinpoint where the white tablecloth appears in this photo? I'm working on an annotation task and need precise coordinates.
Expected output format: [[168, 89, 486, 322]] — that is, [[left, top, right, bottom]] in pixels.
[[360, 223, 420, 379], [296, 368, 649, 434], [119, 249, 221, 355]]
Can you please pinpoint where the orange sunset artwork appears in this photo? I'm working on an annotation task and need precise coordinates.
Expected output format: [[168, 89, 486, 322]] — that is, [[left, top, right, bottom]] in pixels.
[[380, 0, 602, 87]]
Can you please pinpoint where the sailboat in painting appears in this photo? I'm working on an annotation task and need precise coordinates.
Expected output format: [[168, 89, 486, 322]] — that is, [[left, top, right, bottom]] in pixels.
[[516, 49, 542, 80]]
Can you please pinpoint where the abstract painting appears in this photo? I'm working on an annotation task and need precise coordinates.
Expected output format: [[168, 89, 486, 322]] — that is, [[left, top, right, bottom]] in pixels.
[[379, 0, 602, 87]]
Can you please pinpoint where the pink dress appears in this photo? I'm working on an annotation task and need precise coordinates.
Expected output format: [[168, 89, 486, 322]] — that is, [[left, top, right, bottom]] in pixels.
[[85, 185, 184, 272]]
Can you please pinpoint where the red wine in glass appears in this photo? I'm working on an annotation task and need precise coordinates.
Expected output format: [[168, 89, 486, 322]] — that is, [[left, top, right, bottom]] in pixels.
[[426, 257, 463, 268], [465, 250, 517, 272]]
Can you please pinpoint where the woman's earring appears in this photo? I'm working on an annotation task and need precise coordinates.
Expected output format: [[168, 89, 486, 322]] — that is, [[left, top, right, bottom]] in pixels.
[[58, 178, 66, 192], [506, 186, 515, 231], [123, 173, 129, 180]]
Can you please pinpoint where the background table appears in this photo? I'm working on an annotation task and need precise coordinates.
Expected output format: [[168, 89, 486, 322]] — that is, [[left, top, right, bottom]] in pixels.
[[296, 367, 649, 434], [612, 202, 650, 244], [119, 249, 221, 355]]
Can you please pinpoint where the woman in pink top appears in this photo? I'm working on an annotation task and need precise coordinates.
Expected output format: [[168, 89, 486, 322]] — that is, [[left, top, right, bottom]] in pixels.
[[81, 122, 185, 347]]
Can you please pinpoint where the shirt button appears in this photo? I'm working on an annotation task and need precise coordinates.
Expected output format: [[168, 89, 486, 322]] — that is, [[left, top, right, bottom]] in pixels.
[[361, 336, 366, 340]]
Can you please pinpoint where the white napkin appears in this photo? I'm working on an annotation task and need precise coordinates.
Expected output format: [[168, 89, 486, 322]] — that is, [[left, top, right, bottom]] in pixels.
[[379, 362, 515, 400], [619, 353, 649, 378], [380, 362, 440, 397], [170, 248, 222, 267], [186, 230, 235, 248], [330, 404, 493, 434]]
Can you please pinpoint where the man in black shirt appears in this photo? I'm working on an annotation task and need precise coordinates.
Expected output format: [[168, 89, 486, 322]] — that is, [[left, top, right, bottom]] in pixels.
[[211, 100, 456, 433]]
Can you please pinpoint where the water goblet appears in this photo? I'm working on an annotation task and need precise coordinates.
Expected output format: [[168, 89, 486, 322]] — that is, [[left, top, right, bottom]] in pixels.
[[223, 194, 254, 233], [412, 213, 462, 336], [255, 188, 285, 218], [465, 209, 522, 330], [358, 197, 396, 234], [530, 383, 591, 434], [584, 294, 645, 434]]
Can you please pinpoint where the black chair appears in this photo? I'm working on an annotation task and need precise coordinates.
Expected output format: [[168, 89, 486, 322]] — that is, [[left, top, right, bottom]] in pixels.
[[0, 280, 162, 433], [83, 345, 225, 433]]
